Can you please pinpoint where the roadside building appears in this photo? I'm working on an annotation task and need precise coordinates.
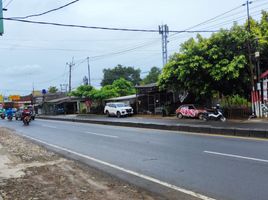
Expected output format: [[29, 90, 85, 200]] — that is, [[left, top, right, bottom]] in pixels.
[[42, 96, 86, 115], [135, 83, 177, 115]]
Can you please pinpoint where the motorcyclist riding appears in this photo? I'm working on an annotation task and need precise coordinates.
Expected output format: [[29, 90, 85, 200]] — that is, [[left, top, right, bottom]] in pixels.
[[22, 107, 31, 125], [6, 108, 13, 120]]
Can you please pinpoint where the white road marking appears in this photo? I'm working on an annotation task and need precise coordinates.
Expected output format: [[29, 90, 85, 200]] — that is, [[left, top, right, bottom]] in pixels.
[[204, 151, 268, 163], [85, 131, 118, 138], [21, 134, 215, 200], [41, 125, 57, 129]]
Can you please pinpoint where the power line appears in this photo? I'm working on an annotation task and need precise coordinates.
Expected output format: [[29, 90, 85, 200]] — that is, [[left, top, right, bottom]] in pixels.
[[181, 0, 265, 32], [194, 2, 268, 29], [169, 0, 266, 40], [202, 9, 266, 30], [4, 0, 15, 8], [90, 39, 160, 60], [185, 5, 243, 31], [11, 0, 80, 20], [168, 3, 244, 40], [2, 18, 218, 33]]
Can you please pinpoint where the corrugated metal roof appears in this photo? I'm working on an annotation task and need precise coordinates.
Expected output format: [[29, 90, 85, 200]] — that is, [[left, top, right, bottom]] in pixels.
[[45, 96, 81, 104], [106, 94, 137, 101]]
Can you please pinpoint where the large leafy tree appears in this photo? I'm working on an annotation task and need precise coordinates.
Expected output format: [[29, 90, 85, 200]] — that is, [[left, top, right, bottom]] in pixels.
[[250, 11, 268, 73], [141, 67, 161, 85], [48, 86, 58, 93], [159, 12, 268, 101], [70, 78, 135, 102], [69, 85, 94, 98], [101, 64, 141, 86], [112, 78, 135, 96], [90, 86, 118, 102]]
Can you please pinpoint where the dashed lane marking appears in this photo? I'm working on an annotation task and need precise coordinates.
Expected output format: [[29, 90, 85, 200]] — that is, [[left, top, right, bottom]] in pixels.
[[204, 151, 268, 163]]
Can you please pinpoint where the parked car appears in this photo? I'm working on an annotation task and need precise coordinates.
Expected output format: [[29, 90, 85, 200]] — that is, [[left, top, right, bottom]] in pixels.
[[176, 104, 207, 120], [55, 107, 65, 115], [104, 102, 133, 118]]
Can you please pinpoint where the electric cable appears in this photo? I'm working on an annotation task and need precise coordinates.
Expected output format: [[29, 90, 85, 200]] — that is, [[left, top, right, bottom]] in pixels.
[[3, 0, 14, 8], [11, 0, 79, 20], [202, 8, 267, 30], [2, 18, 218, 33], [169, 0, 267, 40], [168, 3, 244, 40]]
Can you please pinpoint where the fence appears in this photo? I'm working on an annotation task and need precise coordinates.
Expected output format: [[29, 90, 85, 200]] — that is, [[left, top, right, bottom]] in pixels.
[[223, 107, 251, 119]]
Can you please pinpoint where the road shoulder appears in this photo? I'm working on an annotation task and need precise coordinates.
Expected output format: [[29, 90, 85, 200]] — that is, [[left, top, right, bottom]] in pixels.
[[0, 128, 162, 200]]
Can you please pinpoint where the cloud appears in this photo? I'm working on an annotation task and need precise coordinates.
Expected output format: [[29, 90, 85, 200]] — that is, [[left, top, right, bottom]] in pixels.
[[3, 64, 43, 76]]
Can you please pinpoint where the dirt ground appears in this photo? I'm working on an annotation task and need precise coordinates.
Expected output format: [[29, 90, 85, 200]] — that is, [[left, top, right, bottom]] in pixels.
[[0, 128, 162, 200]]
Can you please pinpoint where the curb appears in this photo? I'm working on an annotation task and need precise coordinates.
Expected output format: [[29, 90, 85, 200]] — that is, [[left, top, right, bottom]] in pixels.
[[37, 116, 268, 139]]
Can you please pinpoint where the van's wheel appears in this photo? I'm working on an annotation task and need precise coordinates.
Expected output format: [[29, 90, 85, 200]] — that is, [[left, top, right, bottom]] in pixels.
[[116, 111, 121, 118], [176, 113, 183, 119]]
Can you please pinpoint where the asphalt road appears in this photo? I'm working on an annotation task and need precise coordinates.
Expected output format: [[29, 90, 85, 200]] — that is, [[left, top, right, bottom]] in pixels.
[[0, 118, 268, 200]]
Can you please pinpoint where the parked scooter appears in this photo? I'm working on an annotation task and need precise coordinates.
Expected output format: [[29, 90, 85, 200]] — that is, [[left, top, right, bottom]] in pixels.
[[203, 105, 226, 122]]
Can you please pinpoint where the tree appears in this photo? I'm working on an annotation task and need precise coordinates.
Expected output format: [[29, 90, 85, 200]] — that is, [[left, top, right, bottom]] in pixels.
[[90, 86, 118, 102], [101, 64, 141, 86], [69, 85, 94, 98], [141, 67, 161, 85], [158, 12, 268, 102], [250, 11, 268, 73], [48, 86, 58, 93], [70, 78, 135, 103], [112, 78, 135, 96]]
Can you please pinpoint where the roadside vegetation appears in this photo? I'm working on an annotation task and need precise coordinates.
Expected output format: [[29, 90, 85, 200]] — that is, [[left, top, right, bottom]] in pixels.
[[69, 12, 267, 111]]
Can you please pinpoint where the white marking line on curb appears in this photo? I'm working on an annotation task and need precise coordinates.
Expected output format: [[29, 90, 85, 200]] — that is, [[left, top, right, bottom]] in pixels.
[[85, 131, 118, 138], [41, 125, 57, 129], [204, 151, 268, 163], [22, 135, 215, 200]]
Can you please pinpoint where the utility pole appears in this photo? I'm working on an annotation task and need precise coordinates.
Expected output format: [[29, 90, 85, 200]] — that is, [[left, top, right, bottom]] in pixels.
[[243, 1, 254, 87], [245, 1, 252, 33], [0, 1, 4, 35], [67, 58, 75, 92], [87, 57, 91, 86], [243, 1, 257, 117], [159, 24, 169, 67]]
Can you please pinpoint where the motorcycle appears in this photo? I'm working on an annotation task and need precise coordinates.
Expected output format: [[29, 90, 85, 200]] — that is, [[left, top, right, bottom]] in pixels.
[[203, 108, 226, 122], [22, 109, 31, 126], [22, 115, 31, 125], [7, 114, 12, 121], [0, 113, 5, 119], [6, 109, 13, 121]]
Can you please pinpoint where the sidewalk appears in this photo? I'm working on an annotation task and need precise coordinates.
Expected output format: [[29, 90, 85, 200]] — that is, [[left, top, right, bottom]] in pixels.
[[37, 114, 268, 138]]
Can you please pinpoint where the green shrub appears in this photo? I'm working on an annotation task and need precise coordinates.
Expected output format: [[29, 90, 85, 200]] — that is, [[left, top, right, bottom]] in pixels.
[[221, 95, 250, 108]]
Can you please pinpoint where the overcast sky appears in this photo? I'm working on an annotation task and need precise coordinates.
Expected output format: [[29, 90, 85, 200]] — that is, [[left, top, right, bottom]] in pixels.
[[0, 0, 266, 96]]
